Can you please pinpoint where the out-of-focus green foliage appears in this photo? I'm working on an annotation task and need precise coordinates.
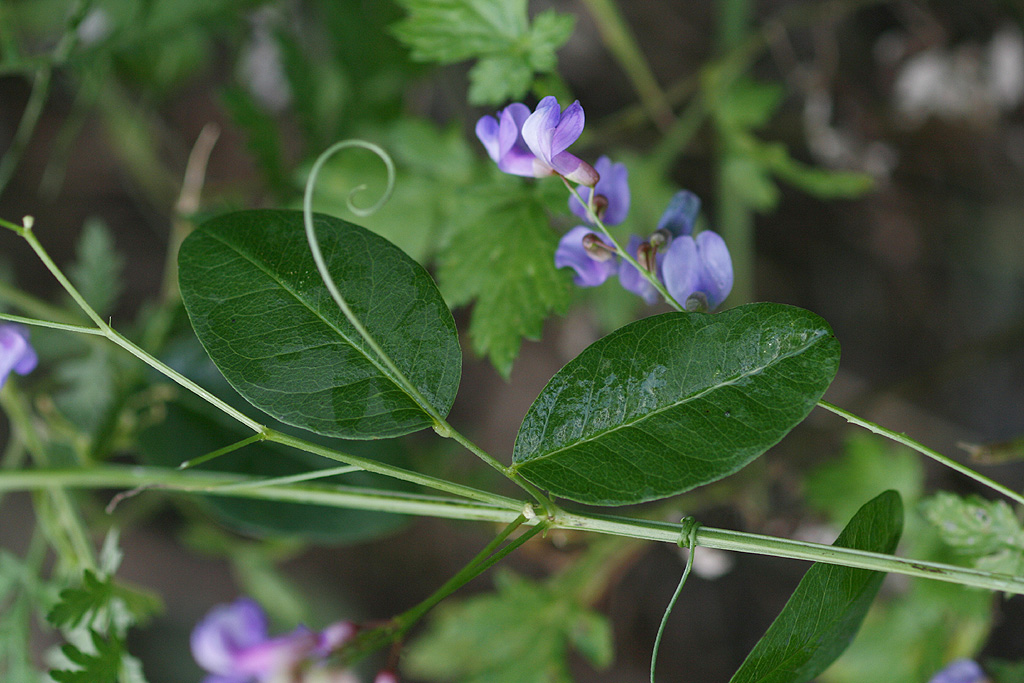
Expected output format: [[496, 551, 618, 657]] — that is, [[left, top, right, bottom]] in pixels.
[[405, 569, 613, 683], [391, 0, 574, 104], [808, 436, 993, 683]]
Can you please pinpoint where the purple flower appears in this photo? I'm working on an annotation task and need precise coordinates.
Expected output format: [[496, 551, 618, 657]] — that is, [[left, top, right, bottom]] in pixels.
[[191, 598, 355, 683], [927, 660, 988, 683], [476, 97, 598, 186], [618, 235, 664, 305], [568, 156, 630, 225], [656, 190, 701, 237], [662, 230, 733, 310], [0, 324, 37, 388], [475, 103, 537, 178], [555, 226, 618, 287]]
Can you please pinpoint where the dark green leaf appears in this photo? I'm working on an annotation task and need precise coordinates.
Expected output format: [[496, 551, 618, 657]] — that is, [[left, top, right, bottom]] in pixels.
[[437, 179, 573, 377], [51, 630, 122, 683], [729, 490, 904, 683], [511, 303, 840, 505], [405, 571, 612, 683], [178, 210, 461, 439]]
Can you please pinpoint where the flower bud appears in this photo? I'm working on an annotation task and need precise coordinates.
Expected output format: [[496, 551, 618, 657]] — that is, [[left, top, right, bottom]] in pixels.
[[582, 232, 616, 262]]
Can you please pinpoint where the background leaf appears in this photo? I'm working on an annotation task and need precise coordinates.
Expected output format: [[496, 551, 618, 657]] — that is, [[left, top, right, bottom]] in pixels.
[[438, 176, 573, 377], [729, 490, 904, 683], [404, 570, 612, 683], [390, 0, 574, 105], [137, 333, 414, 543], [511, 303, 840, 505], [178, 209, 461, 439]]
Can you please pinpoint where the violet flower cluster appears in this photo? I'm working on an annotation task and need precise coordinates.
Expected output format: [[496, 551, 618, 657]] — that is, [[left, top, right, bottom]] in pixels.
[[475, 98, 733, 311], [0, 324, 37, 388], [557, 179, 732, 309], [191, 598, 392, 683]]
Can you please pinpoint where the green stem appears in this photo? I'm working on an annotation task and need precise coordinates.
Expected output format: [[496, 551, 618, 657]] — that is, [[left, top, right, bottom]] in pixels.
[[5, 219, 524, 507], [394, 515, 544, 632], [562, 179, 684, 311], [714, 0, 756, 307], [301, 141, 545, 505], [578, 0, 674, 130], [264, 429, 519, 508], [2, 466, 1022, 594], [0, 0, 91, 197], [817, 400, 1024, 507]]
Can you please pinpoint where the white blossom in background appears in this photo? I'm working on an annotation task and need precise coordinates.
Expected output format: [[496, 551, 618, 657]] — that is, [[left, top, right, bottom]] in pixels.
[[238, 10, 293, 113], [893, 24, 1024, 124]]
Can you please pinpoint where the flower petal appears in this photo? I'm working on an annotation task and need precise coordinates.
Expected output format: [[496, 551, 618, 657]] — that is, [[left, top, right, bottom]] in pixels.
[[550, 152, 598, 186], [694, 231, 733, 309], [656, 190, 701, 237], [474, 115, 501, 163], [549, 100, 585, 155], [521, 96, 561, 165], [927, 659, 987, 683], [555, 227, 618, 287], [662, 235, 700, 306], [191, 598, 269, 676], [0, 324, 37, 388]]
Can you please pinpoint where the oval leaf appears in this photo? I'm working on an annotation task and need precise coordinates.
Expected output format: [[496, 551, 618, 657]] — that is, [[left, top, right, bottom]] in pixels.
[[178, 210, 461, 438], [511, 303, 840, 505], [729, 490, 904, 683]]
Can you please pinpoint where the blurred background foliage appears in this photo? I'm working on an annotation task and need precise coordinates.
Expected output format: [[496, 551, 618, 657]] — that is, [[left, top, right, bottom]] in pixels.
[[1, 0, 1024, 681]]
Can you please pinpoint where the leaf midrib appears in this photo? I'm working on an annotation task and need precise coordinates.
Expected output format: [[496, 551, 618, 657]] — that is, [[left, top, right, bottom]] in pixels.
[[202, 227, 416, 406], [512, 328, 830, 468]]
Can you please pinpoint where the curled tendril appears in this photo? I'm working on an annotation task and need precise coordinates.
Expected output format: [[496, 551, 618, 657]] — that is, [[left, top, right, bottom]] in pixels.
[[300, 139, 397, 328], [650, 516, 702, 683]]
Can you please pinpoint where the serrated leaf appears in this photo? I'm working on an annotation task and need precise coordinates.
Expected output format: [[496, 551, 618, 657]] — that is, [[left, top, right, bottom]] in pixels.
[[729, 490, 904, 683], [47, 571, 112, 630], [68, 218, 123, 318], [178, 210, 461, 439], [921, 493, 1024, 561], [51, 630, 122, 683], [391, 0, 574, 105], [405, 571, 611, 683], [468, 55, 534, 105], [511, 303, 840, 505], [437, 180, 572, 377]]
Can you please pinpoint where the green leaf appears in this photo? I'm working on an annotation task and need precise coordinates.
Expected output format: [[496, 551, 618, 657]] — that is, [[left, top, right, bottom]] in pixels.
[[47, 570, 161, 632], [51, 630, 122, 683], [178, 209, 461, 439], [920, 493, 1024, 575], [405, 571, 612, 683], [47, 571, 111, 629], [391, 0, 574, 105], [68, 218, 123, 318], [511, 303, 840, 505], [438, 178, 573, 377], [729, 490, 904, 683], [137, 328, 414, 543]]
